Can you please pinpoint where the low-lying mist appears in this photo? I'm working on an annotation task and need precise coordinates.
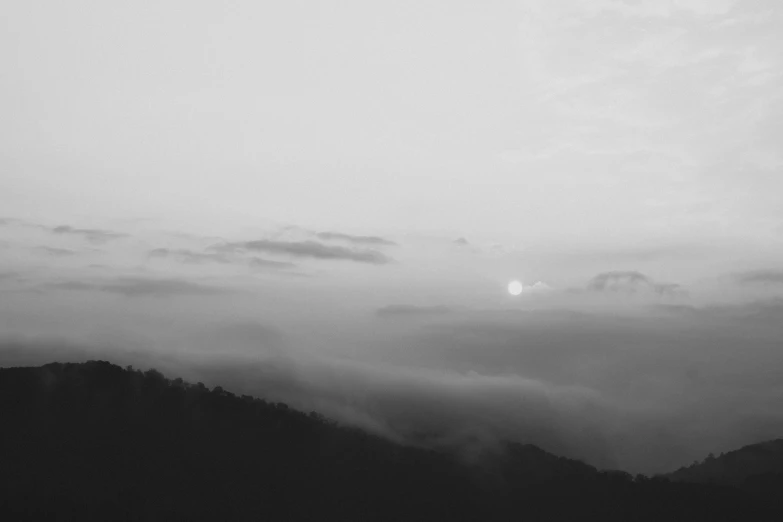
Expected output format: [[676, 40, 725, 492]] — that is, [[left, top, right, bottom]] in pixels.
[[3, 286, 782, 475]]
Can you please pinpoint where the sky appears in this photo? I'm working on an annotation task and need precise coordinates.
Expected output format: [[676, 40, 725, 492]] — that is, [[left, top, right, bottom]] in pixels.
[[1, 0, 783, 474]]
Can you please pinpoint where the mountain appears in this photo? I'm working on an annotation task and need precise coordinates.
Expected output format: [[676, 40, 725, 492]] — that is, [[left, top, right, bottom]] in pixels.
[[667, 439, 783, 489], [0, 361, 779, 521]]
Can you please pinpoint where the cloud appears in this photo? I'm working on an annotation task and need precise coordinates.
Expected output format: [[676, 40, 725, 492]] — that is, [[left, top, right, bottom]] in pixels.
[[148, 248, 229, 264], [585, 243, 721, 263], [346, 301, 783, 472], [147, 248, 296, 271], [102, 278, 232, 297], [48, 277, 231, 297], [4, 300, 783, 476], [35, 246, 78, 257], [734, 270, 783, 285], [198, 322, 288, 355], [271, 358, 612, 466], [0, 217, 30, 226], [315, 231, 397, 246], [213, 240, 392, 264], [0, 338, 99, 368], [51, 225, 127, 244], [49, 281, 97, 291], [525, 281, 553, 294], [453, 237, 470, 246], [0, 217, 42, 230], [570, 0, 735, 20], [588, 271, 651, 291], [652, 283, 686, 296], [587, 271, 685, 296], [248, 257, 297, 270], [376, 305, 454, 318]]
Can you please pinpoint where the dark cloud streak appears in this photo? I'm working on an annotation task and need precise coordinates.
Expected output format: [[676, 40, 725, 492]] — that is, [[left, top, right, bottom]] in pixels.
[[49, 281, 96, 291], [734, 270, 783, 285], [315, 231, 396, 246], [248, 257, 297, 270], [35, 246, 78, 257], [102, 278, 229, 297], [376, 305, 454, 318], [148, 248, 229, 264], [214, 239, 392, 264], [47, 277, 231, 297], [587, 271, 686, 296], [51, 225, 127, 243]]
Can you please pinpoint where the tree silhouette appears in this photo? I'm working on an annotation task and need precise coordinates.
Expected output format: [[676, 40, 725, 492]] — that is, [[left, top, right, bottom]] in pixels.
[[0, 361, 779, 521]]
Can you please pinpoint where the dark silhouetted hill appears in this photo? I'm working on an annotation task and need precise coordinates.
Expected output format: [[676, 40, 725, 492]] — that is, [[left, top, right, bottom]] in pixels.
[[667, 439, 783, 492], [0, 361, 779, 521]]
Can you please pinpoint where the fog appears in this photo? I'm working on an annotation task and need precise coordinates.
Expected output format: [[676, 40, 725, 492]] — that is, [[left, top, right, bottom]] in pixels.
[[2, 0, 783, 477], [2, 219, 783, 474]]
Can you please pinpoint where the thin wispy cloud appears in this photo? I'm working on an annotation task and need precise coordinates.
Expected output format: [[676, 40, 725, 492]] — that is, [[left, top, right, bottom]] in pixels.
[[734, 270, 783, 285], [48, 277, 230, 297], [248, 257, 297, 270], [147, 247, 297, 271], [213, 239, 392, 265], [51, 225, 127, 244], [315, 231, 396, 246], [49, 281, 97, 291], [102, 277, 230, 297], [587, 271, 685, 296], [35, 246, 78, 257], [585, 243, 720, 263], [526, 281, 553, 294], [376, 305, 454, 318], [148, 248, 229, 264], [0, 217, 39, 228]]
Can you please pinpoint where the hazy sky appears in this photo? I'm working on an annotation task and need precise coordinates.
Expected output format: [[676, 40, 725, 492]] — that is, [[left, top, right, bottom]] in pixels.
[[2, 0, 782, 474]]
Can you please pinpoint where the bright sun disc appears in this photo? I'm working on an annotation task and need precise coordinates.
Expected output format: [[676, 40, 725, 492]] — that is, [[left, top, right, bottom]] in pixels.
[[507, 280, 523, 296]]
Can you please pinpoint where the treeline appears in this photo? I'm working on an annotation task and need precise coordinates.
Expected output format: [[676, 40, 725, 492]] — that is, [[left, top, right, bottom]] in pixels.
[[668, 439, 783, 489], [0, 361, 779, 521]]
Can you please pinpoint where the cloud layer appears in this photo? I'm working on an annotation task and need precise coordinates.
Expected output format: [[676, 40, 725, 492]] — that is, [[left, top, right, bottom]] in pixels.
[[587, 271, 686, 297], [376, 304, 454, 318], [51, 225, 127, 243], [49, 277, 231, 297], [148, 248, 229, 264], [4, 294, 783, 476], [315, 231, 397, 246], [214, 239, 392, 264], [735, 270, 783, 285]]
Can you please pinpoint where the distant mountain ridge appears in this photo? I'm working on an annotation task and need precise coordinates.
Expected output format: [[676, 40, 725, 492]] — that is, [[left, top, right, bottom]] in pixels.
[[1, 360, 780, 521], [667, 439, 783, 486]]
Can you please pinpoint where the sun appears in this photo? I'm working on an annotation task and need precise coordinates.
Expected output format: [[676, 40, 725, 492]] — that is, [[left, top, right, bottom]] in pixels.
[[507, 280, 523, 296]]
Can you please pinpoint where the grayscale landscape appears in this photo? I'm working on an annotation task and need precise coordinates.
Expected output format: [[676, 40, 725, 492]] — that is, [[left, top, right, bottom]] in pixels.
[[2, 1, 782, 520]]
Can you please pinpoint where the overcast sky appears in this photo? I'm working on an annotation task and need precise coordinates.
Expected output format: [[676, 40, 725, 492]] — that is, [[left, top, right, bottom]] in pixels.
[[2, 0, 782, 474]]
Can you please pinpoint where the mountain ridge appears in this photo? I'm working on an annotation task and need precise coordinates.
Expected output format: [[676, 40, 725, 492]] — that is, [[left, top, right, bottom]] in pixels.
[[0, 360, 779, 521], [667, 438, 783, 486]]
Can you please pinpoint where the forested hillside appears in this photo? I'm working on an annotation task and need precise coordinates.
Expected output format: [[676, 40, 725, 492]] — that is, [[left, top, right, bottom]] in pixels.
[[0, 361, 778, 521], [668, 439, 783, 490]]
